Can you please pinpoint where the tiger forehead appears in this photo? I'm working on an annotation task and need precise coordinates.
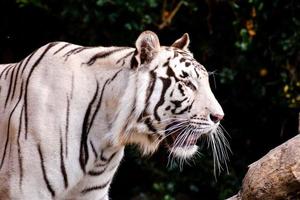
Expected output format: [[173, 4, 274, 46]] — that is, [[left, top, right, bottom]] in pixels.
[[162, 48, 208, 78]]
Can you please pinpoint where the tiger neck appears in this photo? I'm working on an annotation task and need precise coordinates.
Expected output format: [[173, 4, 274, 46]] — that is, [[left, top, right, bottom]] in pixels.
[[85, 47, 139, 152], [90, 49, 151, 150]]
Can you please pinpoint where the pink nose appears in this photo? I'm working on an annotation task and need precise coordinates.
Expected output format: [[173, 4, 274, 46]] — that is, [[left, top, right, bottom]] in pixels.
[[209, 114, 224, 123]]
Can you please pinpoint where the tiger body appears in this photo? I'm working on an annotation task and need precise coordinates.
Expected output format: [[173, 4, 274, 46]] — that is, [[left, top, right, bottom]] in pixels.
[[0, 31, 228, 199]]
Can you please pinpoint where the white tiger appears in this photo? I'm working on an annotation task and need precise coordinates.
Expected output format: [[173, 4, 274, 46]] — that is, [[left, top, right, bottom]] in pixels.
[[0, 31, 229, 200]]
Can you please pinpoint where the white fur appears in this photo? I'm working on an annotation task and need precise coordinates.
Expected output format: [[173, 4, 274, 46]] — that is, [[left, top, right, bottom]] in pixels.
[[0, 32, 228, 200]]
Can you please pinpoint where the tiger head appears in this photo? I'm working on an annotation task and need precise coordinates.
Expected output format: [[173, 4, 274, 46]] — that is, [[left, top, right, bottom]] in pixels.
[[125, 31, 229, 169]]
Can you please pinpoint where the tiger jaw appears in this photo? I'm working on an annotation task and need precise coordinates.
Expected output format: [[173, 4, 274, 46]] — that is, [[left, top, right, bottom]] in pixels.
[[164, 122, 220, 158], [170, 145, 199, 158], [166, 134, 199, 158]]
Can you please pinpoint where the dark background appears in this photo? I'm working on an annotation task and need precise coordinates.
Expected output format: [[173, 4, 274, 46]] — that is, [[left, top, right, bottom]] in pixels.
[[0, 0, 299, 199]]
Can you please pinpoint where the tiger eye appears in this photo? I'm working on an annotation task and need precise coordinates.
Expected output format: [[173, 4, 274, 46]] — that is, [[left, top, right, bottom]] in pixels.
[[185, 80, 197, 90]]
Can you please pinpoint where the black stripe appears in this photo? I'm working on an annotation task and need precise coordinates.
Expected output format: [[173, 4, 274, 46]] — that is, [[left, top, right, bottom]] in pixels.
[[128, 82, 138, 121], [86, 79, 109, 134], [0, 64, 11, 74], [188, 100, 194, 112], [0, 116, 11, 169], [95, 162, 107, 167], [144, 118, 157, 132], [163, 58, 171, 67], [138, 71, 157, 122], [153, 78, 171, 121], [108, 69, 123, 83], [99, 151, 117, 163], [178, 84, 185, 96], [166, 66, 180, 82], [194, 68, 199, 78], [0, 81, 24, 170], [53, 43, 71, 55], [90, 140, 98, 159], [95, 150, 119, 168], [63, 47, 83, 61], [10, 60, 24, 101], [86, 47, 129, 66], [4, 65, 17, 108], [0, 64, 13, 79], [4, 64, 15, 79], [24, 43, 57, 139], [171, 97, 188, 109], [116, 51, 134, 64], [145, 71, 156, 103], [130, 49, 138, 69], [81, 180, 110, 194], [174, 105, 190, 115], [37, 144, 56, 197], [174, 51, 179, 58], [89, 152, 119, 174], [180, 71, 189, 78], [70, 73, 74, 99], [79, 78, 112, 172], [65, 96, 70, 157], [107, 152, 117, 163], [21, 50, 37, 75], [79, 82, 100, 172], [60, 131, 69, 188], [73, 47, 91, 54], [17, 106, 24, 188], [88, 169, 105, 176], [99, 151, 108, 162]]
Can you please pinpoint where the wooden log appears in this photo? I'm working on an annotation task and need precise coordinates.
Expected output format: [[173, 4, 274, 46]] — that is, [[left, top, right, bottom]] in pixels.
[[227, 133, 300, 200]]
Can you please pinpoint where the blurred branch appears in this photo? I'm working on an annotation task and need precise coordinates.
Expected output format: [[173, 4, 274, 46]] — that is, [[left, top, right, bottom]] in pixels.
[[158, 0, 184, 30]]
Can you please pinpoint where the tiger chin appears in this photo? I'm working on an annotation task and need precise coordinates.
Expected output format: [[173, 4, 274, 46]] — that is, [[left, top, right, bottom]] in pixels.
[[0, 31, 230, 199]]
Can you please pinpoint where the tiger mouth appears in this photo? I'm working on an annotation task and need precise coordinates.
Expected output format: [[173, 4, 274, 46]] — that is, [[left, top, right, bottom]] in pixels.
[[164, 121, 200, 148], [165, 132, 199, 147]]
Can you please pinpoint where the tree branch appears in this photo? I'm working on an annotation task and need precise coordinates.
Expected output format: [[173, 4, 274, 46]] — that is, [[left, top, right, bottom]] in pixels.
[[227, 133, 300, 200], [158, 0, 184, 30]]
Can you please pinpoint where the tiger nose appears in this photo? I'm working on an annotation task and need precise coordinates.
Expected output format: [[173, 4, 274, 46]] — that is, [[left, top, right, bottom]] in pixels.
[[209, 114, 224, 123]]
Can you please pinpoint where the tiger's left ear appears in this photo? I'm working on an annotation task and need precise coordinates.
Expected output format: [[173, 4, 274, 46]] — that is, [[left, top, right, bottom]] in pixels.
[[171, 33, 190, 50], [134, 31, 160, 68]]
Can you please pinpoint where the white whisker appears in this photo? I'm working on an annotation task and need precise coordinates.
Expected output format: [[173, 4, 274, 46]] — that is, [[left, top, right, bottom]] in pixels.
[[205, 125, 231, 177]]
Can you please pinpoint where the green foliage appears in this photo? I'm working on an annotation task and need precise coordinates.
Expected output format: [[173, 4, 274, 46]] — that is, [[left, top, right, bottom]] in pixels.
[[219, 68, 237, 84], [16, 0, 44, 8], [228, 0, 300, 108], [57, 0, 162, 43], [153, 182, 175, 200]]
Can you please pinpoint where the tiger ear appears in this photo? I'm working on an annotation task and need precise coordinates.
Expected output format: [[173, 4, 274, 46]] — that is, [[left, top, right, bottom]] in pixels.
[[171, 33, 190, 50], [134, 31, 160, 68]]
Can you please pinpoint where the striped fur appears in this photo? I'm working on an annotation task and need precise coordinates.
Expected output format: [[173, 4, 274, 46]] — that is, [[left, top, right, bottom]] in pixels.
[[0, 31, 229, 199]]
